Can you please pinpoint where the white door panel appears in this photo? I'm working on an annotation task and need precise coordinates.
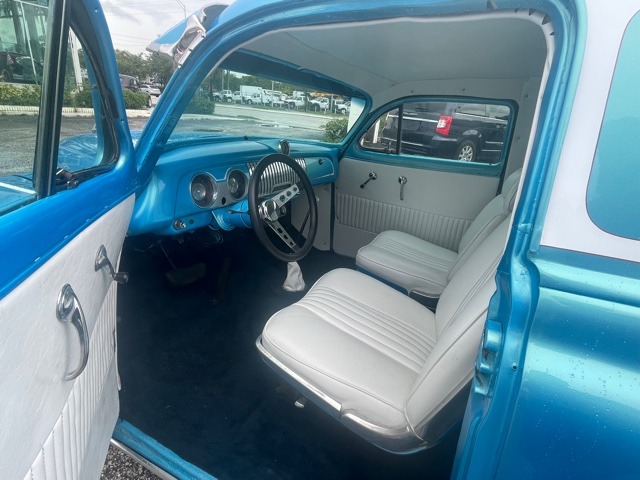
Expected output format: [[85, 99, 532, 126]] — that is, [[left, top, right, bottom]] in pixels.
[[334, 158, 499, 256], [0, 196, 134, 480]]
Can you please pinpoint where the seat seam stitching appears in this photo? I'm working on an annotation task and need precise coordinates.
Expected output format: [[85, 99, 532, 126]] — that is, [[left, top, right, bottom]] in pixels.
[[307, 286, 436, 348], [295, 300, 430, 371]]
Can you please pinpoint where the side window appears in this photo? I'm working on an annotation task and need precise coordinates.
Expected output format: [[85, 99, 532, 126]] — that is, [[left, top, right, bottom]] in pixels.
[[586, 12, 640, 240], [0, 2, 104, 216], [359, 99, 514, 164], [57, 31, 100, 173], [0, 0, 48, 213]]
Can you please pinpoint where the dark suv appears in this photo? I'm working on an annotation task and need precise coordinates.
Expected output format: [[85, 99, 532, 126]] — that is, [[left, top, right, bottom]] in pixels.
[[378, 101, 511, 163]]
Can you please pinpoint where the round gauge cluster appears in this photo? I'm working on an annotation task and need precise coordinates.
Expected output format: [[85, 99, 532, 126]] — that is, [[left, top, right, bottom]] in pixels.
[[227, 169, 247, 200], [190, 173, 218, 208]]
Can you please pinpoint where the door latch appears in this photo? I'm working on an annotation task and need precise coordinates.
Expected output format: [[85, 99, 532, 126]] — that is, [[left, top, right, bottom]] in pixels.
[[95, 245, 129, 284], [398, 176, 407, 200]]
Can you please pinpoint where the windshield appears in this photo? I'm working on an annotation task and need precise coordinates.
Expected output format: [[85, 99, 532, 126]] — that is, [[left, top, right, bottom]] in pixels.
[[169, 68, 365, 145]]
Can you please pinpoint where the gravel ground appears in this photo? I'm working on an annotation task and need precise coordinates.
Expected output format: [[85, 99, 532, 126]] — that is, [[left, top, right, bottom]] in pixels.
[[100, 444, 163, 480]]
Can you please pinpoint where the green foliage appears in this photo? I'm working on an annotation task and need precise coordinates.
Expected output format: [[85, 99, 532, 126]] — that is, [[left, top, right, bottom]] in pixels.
[[323, 117, 348, 142], [73, 87, 94, 108], [122, 89, 150, 109], [0, 83, 41, 106], [115, 50, 176, 88], [146, 53, 175, 87], [115, 50, 149, 81], [0, 81, 150, 110], [184, 98, 216, 115]]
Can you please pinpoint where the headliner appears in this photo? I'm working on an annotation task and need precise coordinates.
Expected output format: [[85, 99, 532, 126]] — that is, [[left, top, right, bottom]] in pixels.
[[236, 10, 551, 100]]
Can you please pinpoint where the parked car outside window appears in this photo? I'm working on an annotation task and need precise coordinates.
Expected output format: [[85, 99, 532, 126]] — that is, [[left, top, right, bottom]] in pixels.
[[360, 100, 513, 164]]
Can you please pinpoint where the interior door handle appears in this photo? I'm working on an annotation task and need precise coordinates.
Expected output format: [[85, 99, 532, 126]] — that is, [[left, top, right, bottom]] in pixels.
[[56, 284, 89, 381], [398, 176, 407, 200]]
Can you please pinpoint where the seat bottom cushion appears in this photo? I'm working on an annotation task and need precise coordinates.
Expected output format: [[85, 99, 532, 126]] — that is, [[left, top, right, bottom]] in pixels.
[[261, 268, 437, 429], [356, 231, 457, 297]]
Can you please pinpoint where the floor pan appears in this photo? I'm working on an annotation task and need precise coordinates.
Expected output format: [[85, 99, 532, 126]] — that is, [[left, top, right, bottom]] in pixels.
[[116, 230, 457, 480]]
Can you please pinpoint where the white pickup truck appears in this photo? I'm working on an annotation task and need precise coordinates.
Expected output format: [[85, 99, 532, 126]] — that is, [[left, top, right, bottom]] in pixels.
[[286, 95, 306, 109], [308, 97, 330, 112]]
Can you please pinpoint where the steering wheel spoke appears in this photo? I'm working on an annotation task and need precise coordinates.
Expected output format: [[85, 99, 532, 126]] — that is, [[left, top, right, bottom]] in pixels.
[[248, 153, 318, 262], [266, 220, 302, 253], [270, 184, 300, 209]]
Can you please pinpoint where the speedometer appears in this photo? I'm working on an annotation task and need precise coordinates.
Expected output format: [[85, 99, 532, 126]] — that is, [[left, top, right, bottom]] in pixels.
[[227, 169, 247, 200]]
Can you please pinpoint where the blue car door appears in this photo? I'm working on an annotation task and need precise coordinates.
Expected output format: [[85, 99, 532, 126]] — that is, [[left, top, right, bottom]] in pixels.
[[0, 1, 137, 478]]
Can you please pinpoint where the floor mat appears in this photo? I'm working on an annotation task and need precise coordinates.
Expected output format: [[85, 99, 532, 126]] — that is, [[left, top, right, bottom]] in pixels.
[[117, 230, 458, 480]]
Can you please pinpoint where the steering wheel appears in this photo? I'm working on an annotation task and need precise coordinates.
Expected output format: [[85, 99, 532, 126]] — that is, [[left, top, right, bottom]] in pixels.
[[248, 153, 318, 262]]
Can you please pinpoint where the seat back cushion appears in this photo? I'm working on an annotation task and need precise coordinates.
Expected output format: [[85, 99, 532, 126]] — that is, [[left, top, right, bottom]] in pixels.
[[448, 169, 521, 280], [404, 217, 511, 436]]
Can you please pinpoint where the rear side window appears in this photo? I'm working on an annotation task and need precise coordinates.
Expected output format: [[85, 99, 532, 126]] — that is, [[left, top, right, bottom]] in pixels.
[[586, 12, 640, 240], [359, 99, 514, 164]]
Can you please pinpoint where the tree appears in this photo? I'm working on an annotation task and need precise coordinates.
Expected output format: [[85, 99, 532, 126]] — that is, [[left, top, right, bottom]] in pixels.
[[115, 49, 147, 80], [145, 53, 175, 87], [113, 50, 176, 88]]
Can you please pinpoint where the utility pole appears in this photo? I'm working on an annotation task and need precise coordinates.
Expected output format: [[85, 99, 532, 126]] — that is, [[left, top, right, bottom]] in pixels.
[[68, 30, 83, 91], [175, 0, 186, 19]]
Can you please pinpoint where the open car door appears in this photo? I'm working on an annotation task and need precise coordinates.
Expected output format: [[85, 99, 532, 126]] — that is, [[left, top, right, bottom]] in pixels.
[[0, 1, 136, 478]]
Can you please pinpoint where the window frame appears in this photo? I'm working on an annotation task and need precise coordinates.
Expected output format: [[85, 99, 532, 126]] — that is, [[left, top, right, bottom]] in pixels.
[[352, 96, 519, 176], [0, 0, 122, 217]]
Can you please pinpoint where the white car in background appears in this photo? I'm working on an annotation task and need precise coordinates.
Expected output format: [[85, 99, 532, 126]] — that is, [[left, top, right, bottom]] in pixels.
[[139, 84, 161, 97]]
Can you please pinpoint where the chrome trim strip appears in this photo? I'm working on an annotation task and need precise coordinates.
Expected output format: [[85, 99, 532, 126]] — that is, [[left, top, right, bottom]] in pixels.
[[0, 181, 35, 194], [257, 334, 428, 453], [256, 335, 342, 412], [341, 412, 426, 454], [109, 439, 178, 480]]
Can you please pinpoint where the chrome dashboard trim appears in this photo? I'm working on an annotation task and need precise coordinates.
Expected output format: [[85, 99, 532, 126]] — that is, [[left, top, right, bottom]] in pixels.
[[247, 158, 306, 196]]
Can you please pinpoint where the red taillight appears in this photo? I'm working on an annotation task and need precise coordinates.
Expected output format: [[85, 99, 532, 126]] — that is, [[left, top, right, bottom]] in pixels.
[[436, 115, 453, 136]]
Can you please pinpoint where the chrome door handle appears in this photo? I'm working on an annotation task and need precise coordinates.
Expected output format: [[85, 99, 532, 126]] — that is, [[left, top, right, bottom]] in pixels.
[[398, 176, 407, 201], [56, 284, 89, 381]]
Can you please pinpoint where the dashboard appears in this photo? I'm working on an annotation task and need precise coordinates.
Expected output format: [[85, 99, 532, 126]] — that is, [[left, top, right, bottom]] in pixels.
[[128, 138, 338, 236]]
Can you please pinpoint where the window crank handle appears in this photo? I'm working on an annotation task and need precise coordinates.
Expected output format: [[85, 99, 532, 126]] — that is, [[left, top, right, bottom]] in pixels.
[[360, 171, 378, 188]]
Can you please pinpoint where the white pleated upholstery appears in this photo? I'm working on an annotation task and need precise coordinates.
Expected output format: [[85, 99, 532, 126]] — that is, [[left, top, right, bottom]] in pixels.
[[263, 270, 437, 427], [336, 193, 472, 251], [22, 285, 120, 480], [260, 217, 511, 452], [356, 169, 521, 297]]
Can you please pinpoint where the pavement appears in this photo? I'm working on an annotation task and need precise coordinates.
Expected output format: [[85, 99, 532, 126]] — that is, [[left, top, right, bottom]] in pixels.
[[100, 444, 163, 480], [0, 102, 338, 177]]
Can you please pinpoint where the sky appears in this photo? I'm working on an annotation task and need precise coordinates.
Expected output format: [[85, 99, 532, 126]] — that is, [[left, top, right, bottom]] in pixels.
[[101, 0, 213, 54]]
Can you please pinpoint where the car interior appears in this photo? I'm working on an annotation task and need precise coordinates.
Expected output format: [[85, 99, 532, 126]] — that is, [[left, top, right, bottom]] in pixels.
[[116, 8, 554, 480]]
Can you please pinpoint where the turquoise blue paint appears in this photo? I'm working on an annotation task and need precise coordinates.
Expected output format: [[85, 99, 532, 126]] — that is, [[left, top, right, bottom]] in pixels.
[[113, 420, 217, 480], [586, 12, 640, 240], [453, 0, 589, 477]]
